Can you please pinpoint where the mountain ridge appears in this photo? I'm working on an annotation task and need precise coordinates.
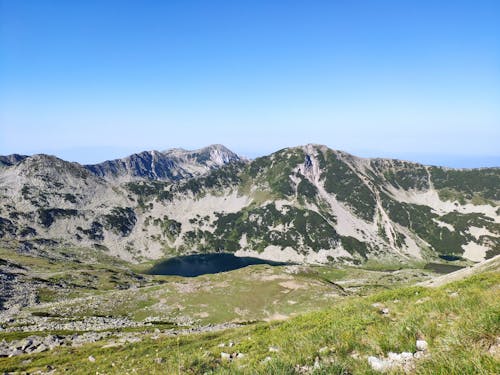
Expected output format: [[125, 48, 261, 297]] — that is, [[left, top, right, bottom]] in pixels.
[[2, 144, 498, 172], [83, 144, 241, 182], [0, 144, 498, 264]]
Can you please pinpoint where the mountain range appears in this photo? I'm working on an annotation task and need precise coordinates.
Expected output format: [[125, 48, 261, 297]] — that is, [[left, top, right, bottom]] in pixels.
[[0, 144, 498, 264]]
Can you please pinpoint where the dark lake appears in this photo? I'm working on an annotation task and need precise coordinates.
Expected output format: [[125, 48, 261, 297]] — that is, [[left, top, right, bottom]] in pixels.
[[147, 253, 288, 277], [424, 262, 465, 274]]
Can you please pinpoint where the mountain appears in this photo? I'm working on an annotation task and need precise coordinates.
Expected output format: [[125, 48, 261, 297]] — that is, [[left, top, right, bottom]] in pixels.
[[0, 154, 28, 167], [0, 144, 498, 264], [84, 144, 241, 182]]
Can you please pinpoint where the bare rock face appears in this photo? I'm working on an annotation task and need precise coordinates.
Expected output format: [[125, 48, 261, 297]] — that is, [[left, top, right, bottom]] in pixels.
[[84, 144, 240, 182], [0, 154, 28, 167], [0, 144, 498, 264]]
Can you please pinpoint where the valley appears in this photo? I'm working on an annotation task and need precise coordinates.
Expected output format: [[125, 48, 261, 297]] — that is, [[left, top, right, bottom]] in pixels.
[[0, 144, 499, 373], [0, 243, 498, 374]]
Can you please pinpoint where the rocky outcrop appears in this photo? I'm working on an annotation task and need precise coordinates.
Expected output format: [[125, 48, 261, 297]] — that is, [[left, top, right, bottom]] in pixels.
[[84, 144, 241, 182], [0, 144, 498, 264]]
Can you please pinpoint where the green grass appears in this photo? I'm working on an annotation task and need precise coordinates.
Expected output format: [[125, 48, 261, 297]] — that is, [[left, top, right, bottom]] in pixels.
[[27, 265, 346, 324], [25, 261, 439, 326], [0, 247, 156, 304], [1, 270, 498, 374]]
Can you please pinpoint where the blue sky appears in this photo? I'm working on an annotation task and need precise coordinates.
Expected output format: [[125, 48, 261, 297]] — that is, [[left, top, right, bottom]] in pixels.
[[1, 0, 499, 167]]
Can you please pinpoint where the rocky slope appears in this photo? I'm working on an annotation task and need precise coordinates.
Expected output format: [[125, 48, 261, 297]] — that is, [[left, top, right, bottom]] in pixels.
[[0, 144, 498, 264], [84, 144, 241, 182]]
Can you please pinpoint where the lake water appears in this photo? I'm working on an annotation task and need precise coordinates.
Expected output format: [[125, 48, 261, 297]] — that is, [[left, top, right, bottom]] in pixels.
[[147, 253, 288, 277], [424, 262, 464, 274]]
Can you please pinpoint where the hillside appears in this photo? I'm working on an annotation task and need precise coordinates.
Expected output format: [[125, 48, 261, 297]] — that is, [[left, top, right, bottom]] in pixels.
[[1, 255, 498, 374], [0, 144, 498, 264]]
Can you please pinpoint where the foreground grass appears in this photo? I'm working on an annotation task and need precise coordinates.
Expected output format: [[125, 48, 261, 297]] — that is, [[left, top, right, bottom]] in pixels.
[[1, 270, 498, 374]]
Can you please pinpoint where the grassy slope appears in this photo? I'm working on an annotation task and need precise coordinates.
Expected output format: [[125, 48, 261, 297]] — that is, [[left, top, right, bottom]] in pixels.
[[21, 260, 434, 326], [1, 266, 498, 374], [0, 247, 154, 302], [29, 265, 340, 324]]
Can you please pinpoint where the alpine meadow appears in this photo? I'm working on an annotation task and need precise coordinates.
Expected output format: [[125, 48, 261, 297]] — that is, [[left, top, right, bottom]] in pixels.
[[1, 1, 499, 374]]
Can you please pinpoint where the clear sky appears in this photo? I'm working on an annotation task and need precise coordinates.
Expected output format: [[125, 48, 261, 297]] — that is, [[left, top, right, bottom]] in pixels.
[[1, 0, 499, 167]]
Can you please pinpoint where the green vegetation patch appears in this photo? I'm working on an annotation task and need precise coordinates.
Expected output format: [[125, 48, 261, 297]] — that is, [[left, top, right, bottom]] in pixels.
[[430, 166, 500, 201], [340, 236, 370, 259], [246, 148, 305, 197], [321, 150, 377, 221], [103, 207, 137, 236], [380, 194, 469, 255], [37, 208, 79, 228], [371, 159, 430, 191], [153, 216, 182, 240], [206, 203, 339, 253]]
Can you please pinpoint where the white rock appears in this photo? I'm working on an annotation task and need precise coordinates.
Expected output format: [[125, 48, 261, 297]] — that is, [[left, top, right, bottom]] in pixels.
[[401, 352, 413, 360], [387, 352, 401, 361], [220, 352, 231, 360], [314, 357, 321, 369], [269, 346, 280, 352], [88, 355, 96, 362], [416, 340, 428, 351], [367, 356, 391, 372], [413, 351, 426, 359]]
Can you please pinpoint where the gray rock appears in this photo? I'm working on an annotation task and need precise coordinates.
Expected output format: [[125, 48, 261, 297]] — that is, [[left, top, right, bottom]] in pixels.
[[18, 338, 33, 350], [413, 351, 426, 359], [400, 351, 413, 360], [367, 356, 391, 372], [416, 340, 428, 351], [8, 349, 24, 357], [32, 343, 49, 353]]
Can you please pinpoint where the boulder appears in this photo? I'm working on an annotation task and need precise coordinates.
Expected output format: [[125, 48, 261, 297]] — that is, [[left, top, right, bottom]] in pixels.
[[416, 340, 428, 351], [367, 356, 391, 372]]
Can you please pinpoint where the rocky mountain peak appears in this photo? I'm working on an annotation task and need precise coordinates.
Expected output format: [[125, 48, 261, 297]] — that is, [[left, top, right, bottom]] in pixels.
[[163, 144, 239, 163], [0, 154, 28, 167], [1, 144, 498, 265], [84, 144, 241, 182]]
